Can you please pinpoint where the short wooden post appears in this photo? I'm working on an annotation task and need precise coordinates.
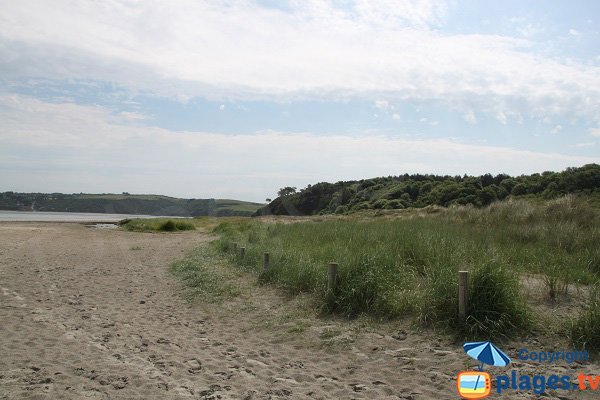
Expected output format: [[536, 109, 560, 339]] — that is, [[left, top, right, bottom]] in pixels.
[[240, 246, 246, 259], [327, 262, 338, 292], [458, 271, 469, 321], [232, 242, 238, 254], [263, 252, 270, 271]]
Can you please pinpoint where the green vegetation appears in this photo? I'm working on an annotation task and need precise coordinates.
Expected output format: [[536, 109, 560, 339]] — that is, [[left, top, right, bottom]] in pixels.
[[569, 285, 600, 352], [255, 164, 600, 216], [214, 196, 599, 341], [215, 199, 265, 214], [0, 192, 263, 217], [120, 218, 196, 232], [170, 246, 240, 302]]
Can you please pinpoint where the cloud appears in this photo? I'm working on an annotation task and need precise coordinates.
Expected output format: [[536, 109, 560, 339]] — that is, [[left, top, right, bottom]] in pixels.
[[118, 111, 150, 123], [463, 110, 477, 124], [568, 28, 580, 36], [551, 125, 562, 134], [352, 0, 449, 28], [1, 95, 598, 201], [219, 104, 225, 111], [568, 142, 595, 148], [591, 128, 600, 137], [496, 111, 507, 125], [374, 100, 390, 110], [1, 1, 599, 125]]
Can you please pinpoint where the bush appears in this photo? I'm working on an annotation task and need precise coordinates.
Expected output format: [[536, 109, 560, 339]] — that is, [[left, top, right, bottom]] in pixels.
[[372, 199, 389, 209], [175, 220, 196, 231], [158, 220, 195, 231], [121, 218, 196, 232], [466, 263, 529, 337], [335, 205, 348, 214], [159, 220, 176, 231], [387, 200, 405, 209], [569, 285, 600, 351]]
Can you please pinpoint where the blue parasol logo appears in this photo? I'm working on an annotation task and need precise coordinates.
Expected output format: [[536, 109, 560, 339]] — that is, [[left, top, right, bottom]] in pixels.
[[458, 341, 511, 398], [463, 341, 511, 370]]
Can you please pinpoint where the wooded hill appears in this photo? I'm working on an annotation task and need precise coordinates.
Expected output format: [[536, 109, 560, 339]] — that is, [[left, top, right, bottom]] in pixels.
[[254, 164, 600, 216], [0, 193, 264, 217]]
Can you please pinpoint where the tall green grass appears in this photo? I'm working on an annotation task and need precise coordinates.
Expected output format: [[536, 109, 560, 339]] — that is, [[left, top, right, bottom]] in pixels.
[[120, 218, 196, 232], [212, 196, 599, 339], [171, 246, 239, 301], [569, 284, 600, 351]]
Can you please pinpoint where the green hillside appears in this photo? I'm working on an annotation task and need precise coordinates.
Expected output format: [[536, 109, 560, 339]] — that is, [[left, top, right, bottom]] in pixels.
[[254, 164, 600, 216], [0, 192, 264, 217]]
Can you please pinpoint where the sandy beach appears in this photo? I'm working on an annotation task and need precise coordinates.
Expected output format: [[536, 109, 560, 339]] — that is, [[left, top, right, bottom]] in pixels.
[[0, 222, 597, 399]]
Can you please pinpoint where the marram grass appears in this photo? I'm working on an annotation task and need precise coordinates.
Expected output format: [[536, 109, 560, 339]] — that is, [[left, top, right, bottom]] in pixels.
[[119, 218, 196, 232], [212, 196, 599, 341]]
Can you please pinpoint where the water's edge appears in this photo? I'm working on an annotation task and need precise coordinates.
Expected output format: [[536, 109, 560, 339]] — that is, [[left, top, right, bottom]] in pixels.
[[0, 210, 167, 222]]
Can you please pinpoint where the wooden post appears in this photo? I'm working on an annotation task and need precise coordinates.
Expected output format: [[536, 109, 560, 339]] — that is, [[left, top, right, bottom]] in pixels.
[[263, 252, 270, 271], [232, 242, 238, 254], [328, 262, 338, 292], [240, 246, 246, 259], [458, 271, 469, 321]]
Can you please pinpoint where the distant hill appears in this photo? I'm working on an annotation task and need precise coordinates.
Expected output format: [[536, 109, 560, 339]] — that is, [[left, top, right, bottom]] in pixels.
[[0, 192, 264, 217], [254, 164, 600, 216]]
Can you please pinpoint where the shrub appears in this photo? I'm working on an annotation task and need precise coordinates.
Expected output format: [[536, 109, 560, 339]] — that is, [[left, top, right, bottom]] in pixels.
[[466, 263, 529, 337], [174, 220, 196, 231], [387, 200, 405, 209], [335, 205, 348, 214], [372, 199, 389, 209], [121, 218, 196, 232], [569, 285, 600, 351], [160, 220, 176, 231]]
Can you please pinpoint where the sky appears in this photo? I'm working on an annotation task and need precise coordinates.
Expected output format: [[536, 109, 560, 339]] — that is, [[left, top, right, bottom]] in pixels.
[[1, 0, 599, 202]]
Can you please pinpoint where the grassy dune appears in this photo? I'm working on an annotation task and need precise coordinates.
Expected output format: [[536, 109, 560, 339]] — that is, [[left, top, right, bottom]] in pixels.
[[211, 195, 599, 346], [120, 218, 196, 232]]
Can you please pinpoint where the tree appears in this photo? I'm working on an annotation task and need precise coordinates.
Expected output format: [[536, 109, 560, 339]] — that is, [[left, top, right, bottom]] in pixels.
[[277, 187, 297, 197], [512, 183, 527, 196]]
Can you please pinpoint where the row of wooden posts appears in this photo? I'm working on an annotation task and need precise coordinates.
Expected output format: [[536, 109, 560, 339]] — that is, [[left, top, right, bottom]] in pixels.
[[231, 241, 470, 321]]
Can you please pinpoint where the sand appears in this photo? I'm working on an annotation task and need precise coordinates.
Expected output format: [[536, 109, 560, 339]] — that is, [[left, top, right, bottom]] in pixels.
[[0, 222, 597, 399]]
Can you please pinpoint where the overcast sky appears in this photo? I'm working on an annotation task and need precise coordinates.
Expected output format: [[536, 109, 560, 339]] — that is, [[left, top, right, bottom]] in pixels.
[[1, 0, 599, 202]]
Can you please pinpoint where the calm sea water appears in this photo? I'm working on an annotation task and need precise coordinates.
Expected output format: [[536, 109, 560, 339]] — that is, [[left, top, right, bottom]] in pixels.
[[0, 210, 161, 222]]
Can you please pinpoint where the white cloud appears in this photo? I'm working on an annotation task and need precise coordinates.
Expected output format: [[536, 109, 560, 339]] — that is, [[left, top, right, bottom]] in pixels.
[[418, 117, 439, 126], [0, 1, 599, 125], [464, 110, 477, 124], [568, 142, 595, 148], [496, 111, 507, 125], [569, 28, 580, 36], [591, 127, 600, 137], [352, 0, 449, 28], [374, 100, 390, 110], [1, 95, 598, 201], [392, 113, 401, 120], [219, 104, 225, 111], [551, 125, 562, 134]]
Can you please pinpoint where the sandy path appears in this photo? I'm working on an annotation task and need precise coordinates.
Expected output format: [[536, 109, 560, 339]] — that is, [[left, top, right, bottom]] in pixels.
[[0, 223, 597, 399]]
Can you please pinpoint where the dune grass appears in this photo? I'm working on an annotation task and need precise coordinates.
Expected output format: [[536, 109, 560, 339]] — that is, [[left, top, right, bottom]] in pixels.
[[119, 218, 196, 232], [211, 196, 599, 341], [569, 284, 600, 352], [170, 246, 240, 302]]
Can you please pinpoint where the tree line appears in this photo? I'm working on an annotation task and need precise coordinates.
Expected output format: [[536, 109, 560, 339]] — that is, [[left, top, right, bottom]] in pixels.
[[254, 164, 600, 216]]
